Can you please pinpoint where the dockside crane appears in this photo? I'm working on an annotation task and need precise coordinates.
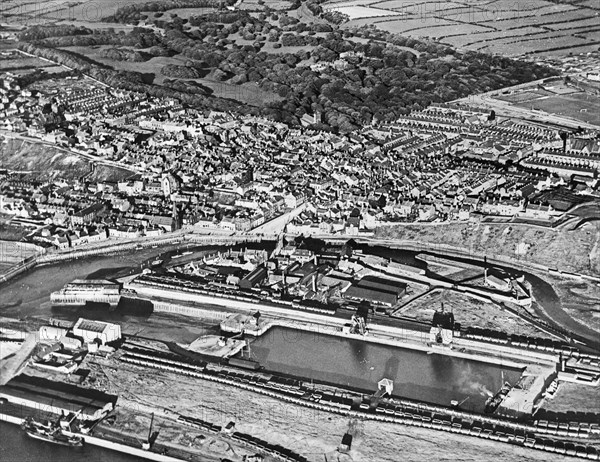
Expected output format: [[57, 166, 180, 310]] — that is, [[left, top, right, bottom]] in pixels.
[[141, 412, 158, 451]]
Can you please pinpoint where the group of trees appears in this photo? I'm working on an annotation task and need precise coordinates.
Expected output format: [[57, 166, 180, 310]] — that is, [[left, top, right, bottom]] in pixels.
[[105, 0, 236, 24], [37, 27, 161, 49], [161, 64, 204, 79], [16, 6, 560, 132]]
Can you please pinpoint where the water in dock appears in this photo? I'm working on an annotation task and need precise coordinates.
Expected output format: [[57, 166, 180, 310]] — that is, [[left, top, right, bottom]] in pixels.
[[0, 420, 147, 462], [245, 326, 523, 413]]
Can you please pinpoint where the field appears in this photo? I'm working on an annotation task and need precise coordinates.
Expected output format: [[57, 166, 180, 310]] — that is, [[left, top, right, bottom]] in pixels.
[[325, 0, 600, 57], [328, 5, 399, 19], [0, 0, 153, 24], [513, 92, 600, 125], [495, 82, 600, 125]]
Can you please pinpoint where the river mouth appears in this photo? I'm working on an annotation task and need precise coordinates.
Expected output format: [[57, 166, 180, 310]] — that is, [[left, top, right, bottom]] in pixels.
[[243, 326, 524, 413]]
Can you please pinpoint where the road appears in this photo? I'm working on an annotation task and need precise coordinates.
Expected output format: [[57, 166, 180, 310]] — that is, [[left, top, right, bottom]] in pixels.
[[249, 203, 307, 235]]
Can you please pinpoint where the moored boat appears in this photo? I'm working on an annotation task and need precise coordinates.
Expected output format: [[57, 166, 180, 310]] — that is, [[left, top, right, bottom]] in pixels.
[[21, 417, 84, 447]]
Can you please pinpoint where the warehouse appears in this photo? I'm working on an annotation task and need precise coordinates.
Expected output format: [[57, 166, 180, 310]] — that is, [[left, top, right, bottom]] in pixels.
[[239, 266, 268, 290], [343, 285, 399, 307], [0, 375, 116, 420]]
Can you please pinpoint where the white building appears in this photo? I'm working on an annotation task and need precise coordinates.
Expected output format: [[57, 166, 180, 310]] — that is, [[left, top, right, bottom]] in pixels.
[[72, 318, 121, 345]]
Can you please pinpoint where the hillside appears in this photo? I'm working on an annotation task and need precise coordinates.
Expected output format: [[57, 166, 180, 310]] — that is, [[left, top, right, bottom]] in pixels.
[[0, 136, 133, 182], [375, 220, 600, 276]]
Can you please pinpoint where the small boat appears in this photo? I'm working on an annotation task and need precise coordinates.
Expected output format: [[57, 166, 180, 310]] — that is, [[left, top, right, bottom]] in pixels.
[[484, 381, 512, 414], [21, 417, 84, 447]]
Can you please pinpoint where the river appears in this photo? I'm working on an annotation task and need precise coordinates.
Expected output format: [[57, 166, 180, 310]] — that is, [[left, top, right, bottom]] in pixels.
[[0, 420, 148, 462]]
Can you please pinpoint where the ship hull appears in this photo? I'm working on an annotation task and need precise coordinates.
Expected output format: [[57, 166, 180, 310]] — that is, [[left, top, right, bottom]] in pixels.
[[25, 430, 84, 447]]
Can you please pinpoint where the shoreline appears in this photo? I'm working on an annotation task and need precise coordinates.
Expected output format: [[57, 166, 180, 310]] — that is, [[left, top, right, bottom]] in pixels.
[[0, 412, 190, 462]]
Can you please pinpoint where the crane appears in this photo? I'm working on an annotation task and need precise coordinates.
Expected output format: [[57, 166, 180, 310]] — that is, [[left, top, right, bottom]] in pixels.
[[141, 413, 155, 450]]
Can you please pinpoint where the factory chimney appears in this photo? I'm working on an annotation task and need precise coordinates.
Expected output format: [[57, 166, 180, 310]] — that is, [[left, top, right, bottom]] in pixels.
[[484, 256, 488, 282], [559, 132, 568, 153]]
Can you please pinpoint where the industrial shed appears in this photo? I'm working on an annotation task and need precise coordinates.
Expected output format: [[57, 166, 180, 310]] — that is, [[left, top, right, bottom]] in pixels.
[[355, 275, 407, 297], [0, 375, 116, 420], [72, 318, 121, 345], [343, 286, 399, 307], [239, 266, 268, 290]]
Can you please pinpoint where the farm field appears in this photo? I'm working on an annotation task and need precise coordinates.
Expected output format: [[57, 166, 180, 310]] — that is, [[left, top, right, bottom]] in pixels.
[[329, 5, 399, 19], [0, 0, 152, 24], [326, 0, 600, 57]]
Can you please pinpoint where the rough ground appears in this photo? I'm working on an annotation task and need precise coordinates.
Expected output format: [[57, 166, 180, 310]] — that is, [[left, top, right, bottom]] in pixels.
[[79, 356, 583, 462], [550, 277, 600, 334], [541, 382, 600, 414], [0, 137, 90, 179], [398, 289, 553, 338], [0, 137, 133, 182], [376, 221, 600, 276]]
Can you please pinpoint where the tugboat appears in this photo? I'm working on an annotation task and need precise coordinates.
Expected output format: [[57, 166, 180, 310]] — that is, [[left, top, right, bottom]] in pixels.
[[21, 417, 84, 447], [484, 381, 512, 414]]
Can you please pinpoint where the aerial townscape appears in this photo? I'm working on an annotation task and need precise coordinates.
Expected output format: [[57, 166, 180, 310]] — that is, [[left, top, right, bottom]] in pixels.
[[0, 0, 599, 461]]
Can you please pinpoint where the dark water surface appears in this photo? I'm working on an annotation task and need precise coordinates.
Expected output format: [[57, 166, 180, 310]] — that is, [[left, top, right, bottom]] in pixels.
[[0, 421, 150, 462], [247, 326, 523, 413]]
